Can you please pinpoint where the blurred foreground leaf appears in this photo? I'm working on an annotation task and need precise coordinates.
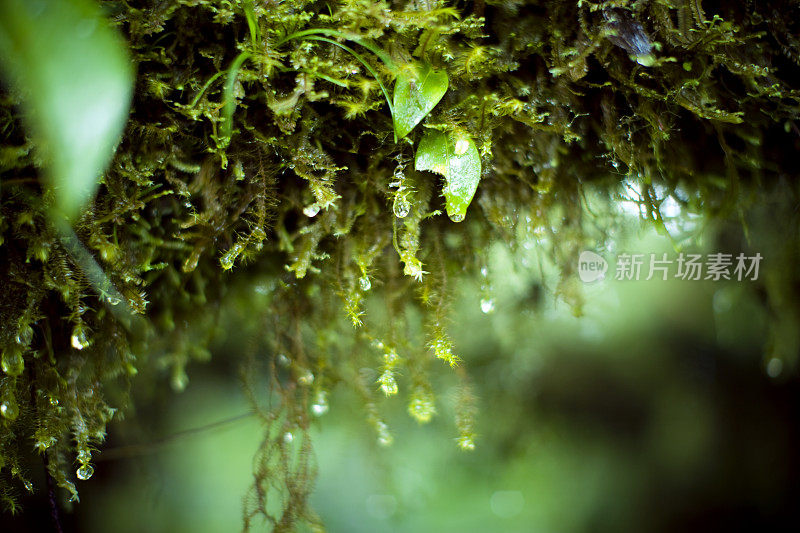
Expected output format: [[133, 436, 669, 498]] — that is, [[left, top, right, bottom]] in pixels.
[[0, 0, 133, 220]]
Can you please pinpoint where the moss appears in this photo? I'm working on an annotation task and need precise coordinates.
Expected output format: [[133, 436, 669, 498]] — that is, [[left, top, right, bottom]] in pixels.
[[2, 0, 800, 528]]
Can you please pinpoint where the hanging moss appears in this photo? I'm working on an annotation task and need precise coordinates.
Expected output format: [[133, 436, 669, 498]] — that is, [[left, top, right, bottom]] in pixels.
[[2, 0, 800, 528]]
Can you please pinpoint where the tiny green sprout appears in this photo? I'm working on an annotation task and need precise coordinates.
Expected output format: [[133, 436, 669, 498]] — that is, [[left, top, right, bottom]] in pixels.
[[277, 28, 449, 142]]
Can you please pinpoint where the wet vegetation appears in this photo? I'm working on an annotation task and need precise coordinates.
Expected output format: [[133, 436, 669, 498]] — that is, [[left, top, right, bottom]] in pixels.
[[2, 0, 800, 530]]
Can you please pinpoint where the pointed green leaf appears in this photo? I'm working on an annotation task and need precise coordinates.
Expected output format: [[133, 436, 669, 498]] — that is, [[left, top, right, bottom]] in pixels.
[[0, 0, 133, 220], [415, 130, 481, 222], [392, 62, 448, 139]]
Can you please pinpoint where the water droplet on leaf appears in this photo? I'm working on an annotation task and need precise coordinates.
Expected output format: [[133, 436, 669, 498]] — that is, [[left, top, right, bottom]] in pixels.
[[448, 212, 465, 223], [480, 298, 495, 314], [283, 432, 294, 444]]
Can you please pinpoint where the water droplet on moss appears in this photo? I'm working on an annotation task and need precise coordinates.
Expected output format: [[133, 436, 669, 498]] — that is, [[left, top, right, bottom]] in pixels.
[[15, 326, 33, 346], [70, 325, 90, 351], [77, 449, 91, 463], [376, 421, 393, 446], [283, 431, 294, 444], [76, 463, 94, 480], [457, 435, 475, 451], [378, 371, 398, 396], [393, 197, 410, 218], [0, 399, 19, 420], [297, 369, 314, 386], [408, 396, 436, 423], [359, 275, 371, 291], [448, 212, 465, 223], [171, 369, 188, 391], [1, 349, 24, 376], [311, 391, 329, 416], [480, 298, 495, 314], [303, 203, 321, 217], [220, 251, 236, 270]]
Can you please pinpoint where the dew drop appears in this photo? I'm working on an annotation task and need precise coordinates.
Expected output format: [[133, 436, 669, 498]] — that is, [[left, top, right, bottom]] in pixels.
[[448, 212, 465, 223], [297, 370, 315, 386], [378, 371, 398, 396], [454, 137, 470, 156], [311, 391, 329, 416], [480, 298, 495, 314], [77, 449, 92, 464], [457, 435, 476, 451], [766, 357, 783, 378], [15, 326, 33, 346], [276, 353, 290, 367], [22, 480, 33, 492], [171, 369, 188, 392], [393, 197, 411, 218], [35, 436, 56, 451], [76, 463, 94, 481], [303, 203, 321, 217], [70, 326, 91, 351], [105, 295, 122, 306], [359, 275, 372, 291], [408, 397, 436, 423], [376, 422, 393, 447], [283, 431, 294, 444], [0, 399, 19, 421], [1, 349, 24, 376], [219, 250, 236, 271]]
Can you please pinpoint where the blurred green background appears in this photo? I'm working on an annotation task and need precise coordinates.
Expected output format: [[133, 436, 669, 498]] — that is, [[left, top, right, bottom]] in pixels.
[[6, 212, 793, 533]]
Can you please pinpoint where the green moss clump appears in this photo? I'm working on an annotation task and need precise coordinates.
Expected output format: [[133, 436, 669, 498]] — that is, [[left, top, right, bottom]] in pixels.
[[2, 0, 800, 528]]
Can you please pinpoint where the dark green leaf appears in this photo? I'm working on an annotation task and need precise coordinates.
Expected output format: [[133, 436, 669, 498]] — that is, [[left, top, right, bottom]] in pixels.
[[392, 62, 448, 140]]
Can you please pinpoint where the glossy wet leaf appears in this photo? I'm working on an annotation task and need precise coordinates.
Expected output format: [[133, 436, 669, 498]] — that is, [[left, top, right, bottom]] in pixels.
[[0, 0, 133, 220], [392, 62, 448, 140], [415, 130, 481, 221]]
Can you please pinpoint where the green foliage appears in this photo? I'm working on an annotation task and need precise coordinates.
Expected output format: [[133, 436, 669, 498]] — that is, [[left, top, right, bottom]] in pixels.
[[0, 0, 133, 220], [393, 61, 449, 139], [1, 0, 800, 529], [415, 128, 481, 221]]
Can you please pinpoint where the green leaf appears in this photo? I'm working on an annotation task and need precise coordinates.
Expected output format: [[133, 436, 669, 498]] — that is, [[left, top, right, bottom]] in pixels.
[[392, 62, 448, 140], [415, 129, 481, 222], [0, 0, 133, 220]]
